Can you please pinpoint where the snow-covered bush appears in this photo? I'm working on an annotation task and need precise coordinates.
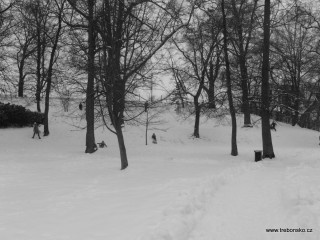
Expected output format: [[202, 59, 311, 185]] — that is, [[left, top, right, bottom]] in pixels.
[[0, 102, 44, 127]]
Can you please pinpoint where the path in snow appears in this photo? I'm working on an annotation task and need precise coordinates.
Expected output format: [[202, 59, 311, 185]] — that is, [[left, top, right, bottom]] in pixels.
[[188, 160, 320, 240]]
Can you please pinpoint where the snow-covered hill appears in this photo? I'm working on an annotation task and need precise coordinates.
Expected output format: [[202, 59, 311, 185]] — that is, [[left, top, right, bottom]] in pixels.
[[0, 98, 319, 240]]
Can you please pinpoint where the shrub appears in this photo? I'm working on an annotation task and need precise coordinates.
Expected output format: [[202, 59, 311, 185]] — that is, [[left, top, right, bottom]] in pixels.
[[0, 102, 44, 128], [0, 110, 8, 127]]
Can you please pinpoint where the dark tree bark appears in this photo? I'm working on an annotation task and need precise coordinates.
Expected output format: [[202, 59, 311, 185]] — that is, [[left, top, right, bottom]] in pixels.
[[204, 48, 221, 109], [115, 120, 128, 170], [239, 54, 251, 126], [17, 46, 28, 97], [36, 37, 42, 113], [193, 98, 201, 138], [207, 61, 216, 109], [65, 0, 97, 153], [17, 35, 36, 98], [145, 107, 149, 145], [85, 0, 97, 153], [18, 64, 26, 97], [112, 80, 129, 169], [43, 73, 52, 136], [261, 0, 275, 158], [221, 0, 238, 156], [35, 2, 42, 113]]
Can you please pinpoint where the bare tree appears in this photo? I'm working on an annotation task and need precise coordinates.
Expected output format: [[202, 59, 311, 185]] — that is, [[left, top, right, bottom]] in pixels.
[[93, 0, 194, 169], [270, 0, 318, 126], [0, 0, 14, 92], [261, 0, 275, 158], [43, 0, 66, 136], [221, 0, 238, 156], [229, 0, 259, 127], [66, 0, 98, 153], [18, 0, 53, 112], [167, 10, 221, 138], [12, 2, 37, 97]]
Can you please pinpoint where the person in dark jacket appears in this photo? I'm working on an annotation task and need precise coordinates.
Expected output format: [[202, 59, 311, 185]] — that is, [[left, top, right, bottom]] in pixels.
[[97, 141, 107, 148], [152, 133, 157, 144], [270, 121, 277, 131], [32, 122, 41, 139]]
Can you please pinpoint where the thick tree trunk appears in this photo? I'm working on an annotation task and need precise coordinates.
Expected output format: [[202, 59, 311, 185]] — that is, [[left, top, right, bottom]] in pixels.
[[112, 77, 128, 169], [261, 0, 275, 159], [85, 0, 96, 153], [43, 76, 51, 136], [222, 0, 238, 156], [18, 77, 24, 97], [36, 86, 41, 112], [193, 98, 200, 138], [115, 120, 128, 170]]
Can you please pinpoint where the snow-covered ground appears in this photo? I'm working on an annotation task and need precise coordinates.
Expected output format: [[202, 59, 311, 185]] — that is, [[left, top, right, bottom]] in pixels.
[[0, 99, 320, 240]]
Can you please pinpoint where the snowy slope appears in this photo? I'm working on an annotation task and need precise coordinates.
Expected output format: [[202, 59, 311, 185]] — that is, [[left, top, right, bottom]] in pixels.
[[0, 98, 320, 240]]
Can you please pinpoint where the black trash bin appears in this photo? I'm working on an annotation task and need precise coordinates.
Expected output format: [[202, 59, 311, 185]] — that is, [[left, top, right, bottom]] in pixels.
[[254, 150, 263, 162]]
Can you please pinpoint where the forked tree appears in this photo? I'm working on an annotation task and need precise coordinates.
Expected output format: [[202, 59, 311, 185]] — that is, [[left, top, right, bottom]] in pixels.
[[167, 10, 222, 138], [93, 0, 194, 169], [67, 0, 194, 169]]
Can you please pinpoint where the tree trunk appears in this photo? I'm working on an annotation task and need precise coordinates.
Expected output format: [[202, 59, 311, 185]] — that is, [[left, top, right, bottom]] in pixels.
[[145, 109, 149, 145], [43, 1, 64, 137], [239, 55, 251, 126], [18, 61, 25, 97], [115, 120, 128, 170], [261, 0, 275, 159], [231, 0, 255, 127], [193, 98, 200, 138], [208, 61, 216, 109], [43, 76, 51, 136], [18, 77, 24, 97], [36, 85, 41, 112], [222, 0, 238, 156], [36, 10, 42, 113], [85, 0, 96, 153], [112, 77, 128, 168]]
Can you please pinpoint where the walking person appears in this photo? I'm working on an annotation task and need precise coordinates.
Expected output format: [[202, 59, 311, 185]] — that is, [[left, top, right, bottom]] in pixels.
[[270, 121, 277, 131], [152, 133, 157, 144], [32, 122, 41, 139], [97, 141, 107, 148]]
